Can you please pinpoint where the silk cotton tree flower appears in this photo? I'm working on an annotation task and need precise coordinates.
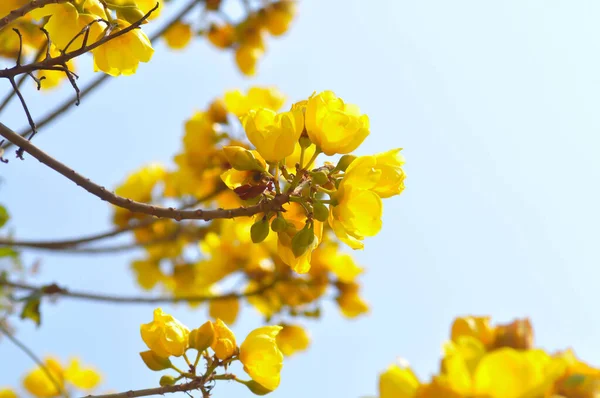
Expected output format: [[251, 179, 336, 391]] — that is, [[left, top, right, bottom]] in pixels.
[[140, 308, 190, 358], [239, 326, 284, 391]]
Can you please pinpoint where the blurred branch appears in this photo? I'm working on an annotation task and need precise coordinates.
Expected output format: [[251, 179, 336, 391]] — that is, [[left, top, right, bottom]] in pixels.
[[2, 0, 202, 151], [2, 278, 280, 304], [0, 122, 289, 221], [0, 0, 69, 31], [0, 187, 225, 250], [0, 324, 67, 398]]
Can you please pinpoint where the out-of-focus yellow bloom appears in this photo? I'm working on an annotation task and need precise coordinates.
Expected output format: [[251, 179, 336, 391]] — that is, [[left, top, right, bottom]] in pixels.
[[109, 0, 162, 20], [276, 324, 310, 356], [451, 316, 496, 348], [211, 319, 237, 360], [163, 21, 192, 50], [336, 282, 368, 318], [235, 44, 263, 77], [22, 357, 64, 398], [224, 87, 286, 117], [207, 99, 229, 124], [472, 348, 566, 398], [93, 20, 154, 76], [64, 359, 101, 390], [303, 91, 369, 156], [131, 259, 164, 290], [240, 326, 284, 391], [262, 1, 296, 36], [492, 318, 534, 350], [242, 108, 304, 162], [0, 389, 17, 398], [372, 148, 406, 198], [378, 362, 420, 398], [0, 0, 28, 17], [140, 308, 190, 357], [311, 242, 363, 282], [553, 349, 600, 397], [209, 297, 240, 325], [207, 23, 235, 49]]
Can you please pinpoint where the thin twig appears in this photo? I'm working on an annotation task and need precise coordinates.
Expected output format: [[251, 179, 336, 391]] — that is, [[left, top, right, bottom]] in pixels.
[[2, 0, 201, 150], [0, 122, 290, 221], [9, 77, 36, 159], [82, 379, 204, 398], [0, 324, 67, 398], [2, 278, 280, 304], [0, 187, 224, 250], [0, 0, 70, 31]]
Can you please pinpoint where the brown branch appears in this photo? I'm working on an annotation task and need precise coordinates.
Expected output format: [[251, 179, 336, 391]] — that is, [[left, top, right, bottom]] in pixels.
[[0, 122, 289, 220], [0, 187, 224, 250], [0, 324, 68, 398], [0, 0, 70, 31], [1, 0, 202, 150], [2, 278, 280, 304], [0, 5, 158, 80], [82, 379, 204, 398]]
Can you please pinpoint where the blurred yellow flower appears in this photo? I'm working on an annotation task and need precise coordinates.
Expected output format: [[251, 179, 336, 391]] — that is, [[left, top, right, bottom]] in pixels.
[[224, 87, 286, 117], [378, 362, 419, 398], [275, 324, 310, 357], [163, 21, 192, 50], [240, 326, 284, 391], [209, 297, 240, 325]]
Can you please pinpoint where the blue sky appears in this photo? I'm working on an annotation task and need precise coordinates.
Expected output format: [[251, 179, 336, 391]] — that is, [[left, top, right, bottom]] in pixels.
[[2, 1, 600, 397]]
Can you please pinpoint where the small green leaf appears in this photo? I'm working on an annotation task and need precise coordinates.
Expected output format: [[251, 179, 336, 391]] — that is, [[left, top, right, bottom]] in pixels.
[[0, 205, 8, 229], [20, 294, 42, 327], [0, 247, 17, 258]]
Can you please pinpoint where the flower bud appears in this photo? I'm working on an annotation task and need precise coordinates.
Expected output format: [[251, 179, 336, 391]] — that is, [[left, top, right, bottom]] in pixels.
[[207, 99, 229, 124], [159, 375, 177, 386], [116, 5, 147, 25], [189, 321, 215, 352], [139, 351, 173, 371], [291, 224, 315, 258], [238, 379, 273, 395], [271, 214, 287, 233], [492, 318, 533, 350], [335, 155, 357, 172], [223, 146, 266, 171], [299, 135, 312, 149], [310, 170, 329, 186], [312, 201, 329, 222], [251, 217, 270, 243]]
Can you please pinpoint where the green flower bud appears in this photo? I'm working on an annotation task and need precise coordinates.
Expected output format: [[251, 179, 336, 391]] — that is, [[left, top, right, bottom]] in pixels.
[[159, 375, 178, 387], [335, 154, 357, 172], [312, 201, 329, 222], [251, 217, 270, 243], [299, 134, 312, 149], [223, 146, 265, 171], [310, 170, 329, 185], [291, 224, 315, 258], [139, 351, 173, 371], [270, 214, 287, 233]]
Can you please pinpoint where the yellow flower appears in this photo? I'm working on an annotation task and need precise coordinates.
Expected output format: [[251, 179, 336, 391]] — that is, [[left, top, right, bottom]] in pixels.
[[303, 91, 369, 155], [243, 108, 304, 162], [207, 23, 235, 49], [209, 297, 240, 325], [240, 326, 284, 391], [211, 319, 237, 360], [140, 308, 190, 358], [450, 316, 495, 348], [224, 87, 286, 117], [312, 242, 363, 282], [262, 1, 296, 36], [472, 348, 566, 398], [0, 0, 28, 18], [36, 44, 76, 90], [93, 20, 154, 76], [22, 357, 64, 398], [64, 359, 101, 390], [0, 389, 17, 398], [329, 156, 383, 249], [163, 21, 192, 50], [276, 203, 323, 273], [131, 259, 164, 290], [285, 141, 317, 170], [235, 44, 263, 77], [336, 284, 369, 318], [553, 349, 600, 397], [109, 0, 162, 20], [378, 362, 420, 398], [276, 324, 310, 357], [372, 148, 406, 198]]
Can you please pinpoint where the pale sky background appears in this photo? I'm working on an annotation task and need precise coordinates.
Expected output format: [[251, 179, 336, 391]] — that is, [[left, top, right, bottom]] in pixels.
[[2, 1, 600, 397]]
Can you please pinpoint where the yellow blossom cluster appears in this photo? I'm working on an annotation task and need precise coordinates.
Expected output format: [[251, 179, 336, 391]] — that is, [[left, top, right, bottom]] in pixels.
[[111, 87, 377, 355], [0, 357, 101, 398], [376, 316, 600, 398], [139, 308, 285, 394]]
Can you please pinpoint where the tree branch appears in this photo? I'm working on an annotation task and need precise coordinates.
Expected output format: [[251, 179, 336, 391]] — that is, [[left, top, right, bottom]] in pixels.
[[0, 0, 70, 31], [83, 379, 204, 398], [0, 122, 289, 221], [0, 324, 67, 398], [1, 0, 202, 150], [2, 278, 280, 304], [0, 187, 225, 250]]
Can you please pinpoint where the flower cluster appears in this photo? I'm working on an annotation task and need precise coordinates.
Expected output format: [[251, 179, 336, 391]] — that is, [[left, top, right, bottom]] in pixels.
[[139, 308, 285, 394], [375, 316, 600, 398], [0, 356, 101, 398], [111, 87, 377, 356]]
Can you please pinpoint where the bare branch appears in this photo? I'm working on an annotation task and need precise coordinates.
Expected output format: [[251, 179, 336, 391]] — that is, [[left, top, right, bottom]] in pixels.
[[1, 0, 201, 150], [0, 324, 67, 398], [82, 380, 206, 398], [0, 0, 70, 32], [9, 77, 37, 159], [0, 122, 290, 221], [2, 278, 280, 304]]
